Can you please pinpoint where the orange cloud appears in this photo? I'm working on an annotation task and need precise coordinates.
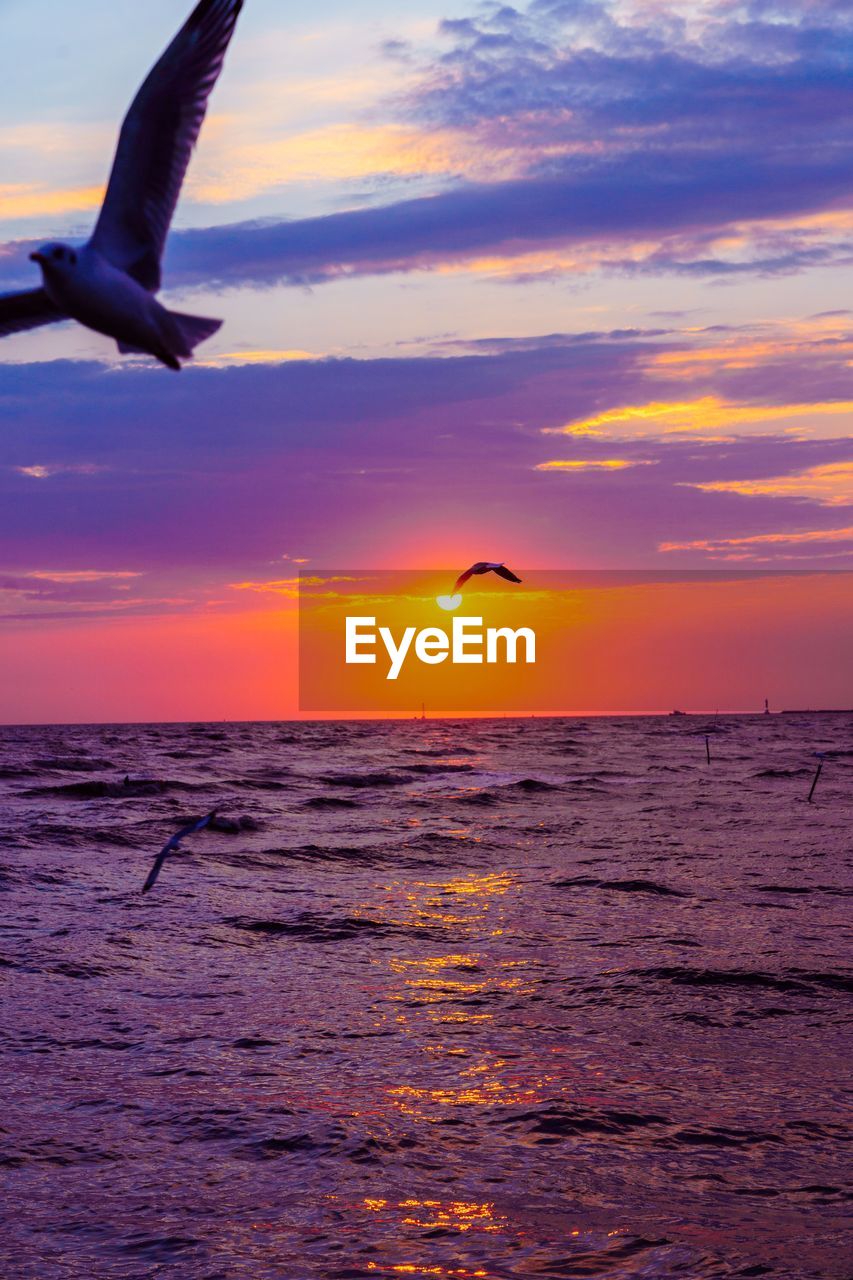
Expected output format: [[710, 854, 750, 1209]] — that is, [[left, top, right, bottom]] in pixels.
[[549, 396, 853, 438], [229, 575, 362, 598], [186, 119, 558, 204], [685, 462, 853, 507], [660, 525, 853, 553], [23, 569, 141, 584], [229, 577, 302, 598], [194, 348, 319, 367], [0, 182, 103, 221], [534, 458, 649, 471]]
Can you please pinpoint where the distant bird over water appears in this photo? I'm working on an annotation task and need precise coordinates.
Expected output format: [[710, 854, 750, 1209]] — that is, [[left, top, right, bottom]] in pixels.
[[142, 811, 218, 894], [453, 563, 523, 593], [0, 0, 244, 370]]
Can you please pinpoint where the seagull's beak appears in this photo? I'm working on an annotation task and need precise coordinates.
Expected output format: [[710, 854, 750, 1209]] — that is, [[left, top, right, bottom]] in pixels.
[[29, 252, 45, 265]]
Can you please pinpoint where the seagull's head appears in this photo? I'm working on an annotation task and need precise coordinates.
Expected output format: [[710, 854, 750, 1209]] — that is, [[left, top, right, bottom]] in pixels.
[[30, 242, 79, 278]]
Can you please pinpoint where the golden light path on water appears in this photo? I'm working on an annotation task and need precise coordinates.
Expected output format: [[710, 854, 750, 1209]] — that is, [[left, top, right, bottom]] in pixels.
[[336, 850, 608, 1278], [255, 767, 627, 1273], [333, 858, 548, 1268]]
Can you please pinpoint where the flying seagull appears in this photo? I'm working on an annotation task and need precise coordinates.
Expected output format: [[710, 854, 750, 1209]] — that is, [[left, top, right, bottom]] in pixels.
[[453, 563, 523, 593], [0, 0, 244, 370], [142, 811, 218, 894]]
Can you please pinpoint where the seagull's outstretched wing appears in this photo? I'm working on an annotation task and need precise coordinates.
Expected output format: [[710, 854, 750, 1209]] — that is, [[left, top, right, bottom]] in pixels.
[[141, 837, 180, 895], [0, 288, 65, 340], [453, 567, 477, 593], [142, 810, 217, 894], [91, 0, 244, 292], [493, 565, 522, 584]]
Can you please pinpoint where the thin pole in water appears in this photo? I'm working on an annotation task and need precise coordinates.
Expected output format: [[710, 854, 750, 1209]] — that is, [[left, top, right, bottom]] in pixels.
[[807, 754, 825, 803], [705, 735, 711, 765]]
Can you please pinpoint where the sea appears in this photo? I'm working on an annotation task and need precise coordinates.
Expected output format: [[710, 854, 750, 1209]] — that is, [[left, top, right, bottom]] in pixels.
[[0, 714, 850, 1279]]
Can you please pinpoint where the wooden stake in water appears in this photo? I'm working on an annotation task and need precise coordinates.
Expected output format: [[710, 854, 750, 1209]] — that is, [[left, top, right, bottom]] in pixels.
[[807, 754, 825, 803], [705, 734, 711, 765]]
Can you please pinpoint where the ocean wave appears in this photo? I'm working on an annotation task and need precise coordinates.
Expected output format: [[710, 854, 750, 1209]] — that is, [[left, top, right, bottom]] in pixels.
[[402, 763, 475, 775], [556, 876, 687, 897], [304, 796, 360, 809], [636, 966, 851, 995], [21, 777, 201, 799], [500, 1102, 669, 1140], [503, 777, 561, 792], [754, 883, 812, 894], [257, 843, 378, 866], [318, 771, 411, 788], [31, 757, 114, 772], [210, 814, 261, 833], [752, 767, 810, 778], [224, 912, 418, 942]]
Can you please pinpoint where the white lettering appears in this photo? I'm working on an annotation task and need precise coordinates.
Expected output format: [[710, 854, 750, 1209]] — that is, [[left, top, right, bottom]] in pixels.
[[346, 617, 377, 664], [415, 627, 450, 665], [486, 627, 536, 664], [379, 625, 416, 681], [344, 617, 537, 678], [453, 616, 484, 664]]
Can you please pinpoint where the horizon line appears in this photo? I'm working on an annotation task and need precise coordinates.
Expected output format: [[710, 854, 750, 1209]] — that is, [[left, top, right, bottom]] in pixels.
[[1, 709, 851, 730]]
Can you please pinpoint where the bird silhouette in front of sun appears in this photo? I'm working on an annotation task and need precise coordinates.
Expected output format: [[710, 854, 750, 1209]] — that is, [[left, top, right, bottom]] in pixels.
[[0, 0, 244, 370], [453, 563, 523, 593]]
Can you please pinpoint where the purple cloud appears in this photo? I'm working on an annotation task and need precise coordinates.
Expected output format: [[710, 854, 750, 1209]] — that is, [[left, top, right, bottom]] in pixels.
[[0, 322, 850, 615], [0, 2, 850, 293]]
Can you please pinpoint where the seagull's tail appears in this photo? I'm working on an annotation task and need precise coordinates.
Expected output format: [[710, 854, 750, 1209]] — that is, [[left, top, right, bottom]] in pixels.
[[165, 311, 223, 359]]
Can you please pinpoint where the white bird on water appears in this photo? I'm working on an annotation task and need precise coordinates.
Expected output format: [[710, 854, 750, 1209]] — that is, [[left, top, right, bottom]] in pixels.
[[0, 0, 244, 370], [453, 563, 523, 593], [142, 811, 218, 894]]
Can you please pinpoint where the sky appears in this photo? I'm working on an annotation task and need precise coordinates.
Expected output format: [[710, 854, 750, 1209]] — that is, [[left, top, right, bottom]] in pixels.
[[0, 0, 851, 721]]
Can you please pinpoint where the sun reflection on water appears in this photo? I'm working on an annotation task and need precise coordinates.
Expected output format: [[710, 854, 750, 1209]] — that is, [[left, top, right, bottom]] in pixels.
[[361, 1196, 503, 1277], [362, 1196, 505, 1235], [382, 946, 533, 1032], [388, 1045, 552, 1117], [363, 870, 520, 934], [366, 1266, 490, 1278]]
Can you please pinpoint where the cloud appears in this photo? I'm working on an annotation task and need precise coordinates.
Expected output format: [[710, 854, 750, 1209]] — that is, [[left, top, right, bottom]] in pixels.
[[156, 149, 853, 289], [194, 349, 320, 368], [0, 183, 103, 221], [186, 122, 530, 203], [0, 2, 850, 291], [684, 461, 853, 506], [411, 0, 853, 149], [548, 395, 853, 439], [0, 567, 147, 616], [24, 570, 140, 584], [229, 574, 364, 598], [14, 462, 107, 480], [660, 525, 853, 555], [535, 457, 651, 470], [0, 316, 849, 606]]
